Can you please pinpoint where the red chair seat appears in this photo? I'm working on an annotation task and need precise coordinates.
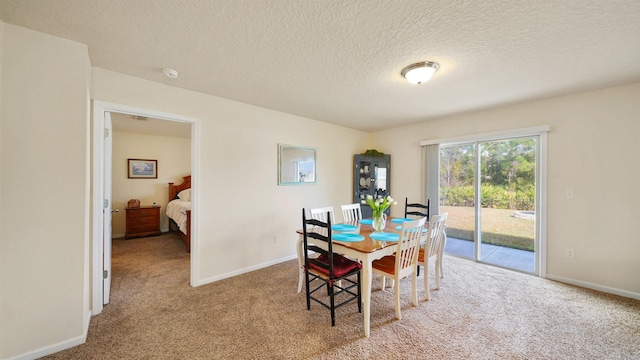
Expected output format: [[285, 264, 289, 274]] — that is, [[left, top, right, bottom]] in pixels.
[[309, 254, 362, 277]]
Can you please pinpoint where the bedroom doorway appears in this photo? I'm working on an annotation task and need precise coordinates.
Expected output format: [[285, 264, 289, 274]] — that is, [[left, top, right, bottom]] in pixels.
[[92, 101, 200, 315]]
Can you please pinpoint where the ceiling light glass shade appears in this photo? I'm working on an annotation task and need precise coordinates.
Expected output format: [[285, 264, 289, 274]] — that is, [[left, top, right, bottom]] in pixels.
[[401, 61, 439, 85]]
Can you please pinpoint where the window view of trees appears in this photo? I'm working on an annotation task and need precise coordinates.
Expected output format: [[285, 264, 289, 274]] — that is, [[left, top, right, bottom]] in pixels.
[[440, 139, 536, 211], [440, 138, 537, 253]]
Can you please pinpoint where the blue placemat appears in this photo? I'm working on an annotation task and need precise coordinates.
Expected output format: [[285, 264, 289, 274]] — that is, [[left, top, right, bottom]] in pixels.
[[332, 223, 358, 232], [358, 218, 373, 225], [333, 233, 365, 242], [395, 225, 428, 233], [391, 218, 413, 223], [369, 232, 400, 241]]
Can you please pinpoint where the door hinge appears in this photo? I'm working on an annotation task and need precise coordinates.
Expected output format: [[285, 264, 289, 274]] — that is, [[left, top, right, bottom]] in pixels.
[[104, 199, 109, 208], [103, 270, 108, 279], [104, 128, 110, 138]]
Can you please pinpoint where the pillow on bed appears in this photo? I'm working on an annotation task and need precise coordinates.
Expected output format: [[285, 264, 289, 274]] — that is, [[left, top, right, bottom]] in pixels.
[[177, 189, 191, 201]]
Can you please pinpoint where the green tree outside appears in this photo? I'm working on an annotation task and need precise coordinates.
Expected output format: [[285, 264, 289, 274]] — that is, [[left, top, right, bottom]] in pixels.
[[440, 139, 536, 250]]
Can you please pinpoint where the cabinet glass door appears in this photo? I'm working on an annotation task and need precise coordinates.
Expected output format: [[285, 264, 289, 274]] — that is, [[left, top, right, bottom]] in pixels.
[[354, 155, 391, 218]]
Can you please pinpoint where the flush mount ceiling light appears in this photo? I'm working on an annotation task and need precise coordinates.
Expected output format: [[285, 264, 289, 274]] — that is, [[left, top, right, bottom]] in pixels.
[[162, 68, 179, 79], [401, 61, 439, 85]]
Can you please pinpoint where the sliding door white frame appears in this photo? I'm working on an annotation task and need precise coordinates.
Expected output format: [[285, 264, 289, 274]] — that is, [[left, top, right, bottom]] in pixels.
[[421, 125, 549, 277]]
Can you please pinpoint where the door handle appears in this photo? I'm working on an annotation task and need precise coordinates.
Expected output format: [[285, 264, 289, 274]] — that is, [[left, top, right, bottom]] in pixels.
[[112, 209, 119, 213]]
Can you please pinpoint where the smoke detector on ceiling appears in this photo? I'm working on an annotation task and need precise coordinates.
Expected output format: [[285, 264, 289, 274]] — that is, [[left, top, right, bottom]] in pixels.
[[162, 68, 179, 79]]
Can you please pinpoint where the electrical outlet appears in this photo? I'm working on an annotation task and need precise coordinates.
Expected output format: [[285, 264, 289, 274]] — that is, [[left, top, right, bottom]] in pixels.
[[273, 235, 279, 243], [565, 248, 575, 258]]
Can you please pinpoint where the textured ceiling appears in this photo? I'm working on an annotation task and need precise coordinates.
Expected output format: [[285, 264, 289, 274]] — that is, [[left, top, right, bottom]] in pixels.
[[2, 0, 640, 132]]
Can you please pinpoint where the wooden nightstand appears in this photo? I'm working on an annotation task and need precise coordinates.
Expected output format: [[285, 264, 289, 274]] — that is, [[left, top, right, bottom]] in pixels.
[[125, 205, 161, 239]]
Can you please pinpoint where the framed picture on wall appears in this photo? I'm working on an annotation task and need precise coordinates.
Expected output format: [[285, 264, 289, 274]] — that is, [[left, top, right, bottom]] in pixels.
[[128, 159, 158, 179]]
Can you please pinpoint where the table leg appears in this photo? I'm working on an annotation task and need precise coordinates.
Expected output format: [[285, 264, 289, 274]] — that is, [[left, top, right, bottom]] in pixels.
[[297, 234, 304, 293], [362, 259, 372, 337]]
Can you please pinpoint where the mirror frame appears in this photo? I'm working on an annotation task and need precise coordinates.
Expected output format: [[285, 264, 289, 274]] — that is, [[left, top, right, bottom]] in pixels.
[[278, 144, 317, 185]]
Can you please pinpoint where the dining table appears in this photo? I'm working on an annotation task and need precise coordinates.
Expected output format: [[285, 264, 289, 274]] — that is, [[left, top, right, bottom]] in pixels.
[[296, 216, 418, 338]]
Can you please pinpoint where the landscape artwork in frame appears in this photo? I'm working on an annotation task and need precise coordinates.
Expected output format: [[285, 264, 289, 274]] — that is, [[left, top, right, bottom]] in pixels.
[[128, 159, 157, 179]]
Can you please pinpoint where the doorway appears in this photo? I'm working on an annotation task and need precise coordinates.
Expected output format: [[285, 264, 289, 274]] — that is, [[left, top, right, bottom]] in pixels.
[[92, 101, 200, 315], [441, 136, 540, 274]]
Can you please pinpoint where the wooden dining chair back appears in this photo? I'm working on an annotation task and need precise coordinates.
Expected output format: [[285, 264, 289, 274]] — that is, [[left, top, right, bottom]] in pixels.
[[371, 217, 427, 320], [405, 197, 431, 276], [309, 206, 336, 224], [404, 197, 430, 221], [302, 209, 362, 326], [340, 203, 362, 223], [417, 213, 448, 301]]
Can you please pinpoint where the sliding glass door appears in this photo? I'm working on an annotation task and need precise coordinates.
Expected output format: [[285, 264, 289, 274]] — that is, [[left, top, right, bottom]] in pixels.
[[439, 144, 476, 259], [441, 137, 538, 274]]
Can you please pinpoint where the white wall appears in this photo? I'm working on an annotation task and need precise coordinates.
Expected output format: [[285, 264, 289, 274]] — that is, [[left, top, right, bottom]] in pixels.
[[372, 82, 640, 298], [0, 24, 91, 358], [112, 131, 191, 236], [91, 67, 371, 285]]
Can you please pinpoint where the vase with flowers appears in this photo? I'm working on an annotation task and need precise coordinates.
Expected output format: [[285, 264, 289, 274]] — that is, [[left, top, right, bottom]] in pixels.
[[362, 195, 397, 232]]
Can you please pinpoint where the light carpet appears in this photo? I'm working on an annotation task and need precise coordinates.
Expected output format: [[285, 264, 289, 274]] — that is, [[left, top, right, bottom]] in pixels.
[[42, 233, 640, 359]]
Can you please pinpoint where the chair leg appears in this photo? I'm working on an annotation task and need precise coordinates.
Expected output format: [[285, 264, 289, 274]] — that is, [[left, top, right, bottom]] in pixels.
[[440, 237, 446, 278], [394, 278, 401, 320], [424, 263, 431, 301], [357, 272, 362, 313], [305, 271, 311, 310], [417, 265, 421, 277], [435, 260, 441, 290], [412, 270, 418, 307], [329, 283, 336, 326], [381, 275, 386, 291]]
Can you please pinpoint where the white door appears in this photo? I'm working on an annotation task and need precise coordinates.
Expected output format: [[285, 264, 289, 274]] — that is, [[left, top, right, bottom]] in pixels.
[[103, 112, 113, 304]]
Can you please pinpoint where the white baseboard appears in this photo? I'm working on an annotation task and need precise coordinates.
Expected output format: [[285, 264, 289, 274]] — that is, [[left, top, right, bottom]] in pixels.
[[546, 274, 640, 300], [194, 254, 298, 287], [6, 309, 91, 360]]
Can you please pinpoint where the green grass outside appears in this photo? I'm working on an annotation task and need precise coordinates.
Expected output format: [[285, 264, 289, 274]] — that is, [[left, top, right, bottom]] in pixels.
[[441, 205, 535, 251]]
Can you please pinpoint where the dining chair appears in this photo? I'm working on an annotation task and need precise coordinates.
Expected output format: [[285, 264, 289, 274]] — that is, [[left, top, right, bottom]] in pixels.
[[302, 209, 362, 326], [404, 197, 430, 276], [417, 213, 448, 301], [303, 204, 359, 290], [340, 203, 362, 223], [309, 206, 336, 224], [371, 217, 427, 320], [404, 197, 430, 220], [298, 206, 338, 293]]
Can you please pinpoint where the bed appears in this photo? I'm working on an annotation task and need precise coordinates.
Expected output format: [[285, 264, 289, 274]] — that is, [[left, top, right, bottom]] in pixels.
[[167, 175, 192, 252]]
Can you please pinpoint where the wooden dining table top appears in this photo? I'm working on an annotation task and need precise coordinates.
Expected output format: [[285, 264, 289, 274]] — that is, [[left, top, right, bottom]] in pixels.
[[296, 217, 417, 254]]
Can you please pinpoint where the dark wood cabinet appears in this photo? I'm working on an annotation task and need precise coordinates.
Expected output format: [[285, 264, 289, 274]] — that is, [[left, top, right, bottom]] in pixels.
[[354, 154, 391, 218], [125, 206, 161, 239]]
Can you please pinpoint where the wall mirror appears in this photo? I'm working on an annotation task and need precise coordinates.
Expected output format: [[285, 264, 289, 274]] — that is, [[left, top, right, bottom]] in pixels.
[[278, 144, 316, 185]]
